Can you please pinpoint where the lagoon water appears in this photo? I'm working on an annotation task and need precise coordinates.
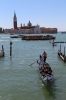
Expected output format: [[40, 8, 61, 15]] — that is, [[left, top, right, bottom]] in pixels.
[[0, 33, 66, 100]]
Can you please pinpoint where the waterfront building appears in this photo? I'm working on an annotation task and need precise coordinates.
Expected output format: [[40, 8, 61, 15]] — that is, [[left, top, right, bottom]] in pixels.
[[0, 27, 4, 33], [40, 27, 57, 33], [34, 24, 41, 34], [4, 11, 57, 34]]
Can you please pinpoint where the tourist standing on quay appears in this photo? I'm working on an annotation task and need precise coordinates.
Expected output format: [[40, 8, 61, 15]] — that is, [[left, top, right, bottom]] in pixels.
[[42, 51, 47, 62]]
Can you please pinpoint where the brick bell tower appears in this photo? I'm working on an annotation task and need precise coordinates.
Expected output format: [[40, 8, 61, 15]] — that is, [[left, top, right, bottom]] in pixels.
[[13, 11, 17, 29]]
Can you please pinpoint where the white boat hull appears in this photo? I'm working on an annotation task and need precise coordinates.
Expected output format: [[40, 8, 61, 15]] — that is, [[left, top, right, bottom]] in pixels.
[[39, 72, 54, 85]]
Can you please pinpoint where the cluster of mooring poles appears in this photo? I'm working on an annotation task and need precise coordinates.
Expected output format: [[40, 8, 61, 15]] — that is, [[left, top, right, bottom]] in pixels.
[[49, 39, 56, 46], [51, 39, 66, 47], [58, 44, 66, 62], [0, 41, 13, 58]]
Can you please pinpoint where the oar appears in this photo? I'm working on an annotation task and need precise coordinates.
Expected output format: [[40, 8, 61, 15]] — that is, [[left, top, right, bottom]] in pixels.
[[30, 60, 38, 66]]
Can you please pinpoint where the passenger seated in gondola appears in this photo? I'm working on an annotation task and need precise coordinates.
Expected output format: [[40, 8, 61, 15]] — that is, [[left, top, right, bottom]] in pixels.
[[47, 67, 52, 75], [39, 64, 45, 76], [39, 64, 43, 72], [39, 62, 52, 76], [43, 65, 52, 75]]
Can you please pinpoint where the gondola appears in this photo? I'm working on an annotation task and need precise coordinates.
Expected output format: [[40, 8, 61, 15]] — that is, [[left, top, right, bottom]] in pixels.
[[37, 62, 54, 85]]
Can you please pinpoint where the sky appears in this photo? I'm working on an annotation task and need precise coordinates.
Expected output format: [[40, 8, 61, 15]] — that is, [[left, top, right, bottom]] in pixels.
[[0, 0, 66, 31]]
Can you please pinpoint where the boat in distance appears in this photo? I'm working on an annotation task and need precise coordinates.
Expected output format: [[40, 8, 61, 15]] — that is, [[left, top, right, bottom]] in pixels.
[[22, 35, 56, 40]]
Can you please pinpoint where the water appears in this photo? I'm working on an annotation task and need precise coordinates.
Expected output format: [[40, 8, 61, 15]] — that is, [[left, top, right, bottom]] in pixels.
[[0, 33, 66, 100]]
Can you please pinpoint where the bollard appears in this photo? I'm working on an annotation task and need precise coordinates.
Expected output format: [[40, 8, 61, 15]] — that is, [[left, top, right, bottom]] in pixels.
[[10, 41, 12, 56]]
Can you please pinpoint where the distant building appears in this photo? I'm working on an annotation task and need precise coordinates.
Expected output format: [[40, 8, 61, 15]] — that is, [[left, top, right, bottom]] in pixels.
[[0, 27, 2, 33], [34, 24, 41, 34], [40, 27, 57, 33], [27, 21, 32, 27], [0, 27, 4, 33]]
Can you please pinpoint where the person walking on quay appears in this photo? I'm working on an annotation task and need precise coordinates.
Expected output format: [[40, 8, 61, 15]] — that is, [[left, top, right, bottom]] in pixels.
[[42, 51, 47, 63]]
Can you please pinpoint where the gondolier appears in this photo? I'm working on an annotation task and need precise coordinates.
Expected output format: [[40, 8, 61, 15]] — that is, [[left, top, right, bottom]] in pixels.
[[42, 51, 47, 62]]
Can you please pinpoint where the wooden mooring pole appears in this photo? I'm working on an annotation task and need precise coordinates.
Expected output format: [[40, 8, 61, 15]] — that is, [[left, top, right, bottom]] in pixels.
[[52, 39, 54, 46], [64, 47, 66, 62], [58, 45, 66, 62], [64, 46, 65, 56], [60, 44, 61, 52], [10, 41, 12, 56], [2, 45, 4, 57], [49, 37, 51, 43]]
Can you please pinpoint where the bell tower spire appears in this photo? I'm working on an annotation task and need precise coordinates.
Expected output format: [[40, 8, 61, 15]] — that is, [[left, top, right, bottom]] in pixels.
[[13, 11, 17, 29], [14, 11, 16, 18]]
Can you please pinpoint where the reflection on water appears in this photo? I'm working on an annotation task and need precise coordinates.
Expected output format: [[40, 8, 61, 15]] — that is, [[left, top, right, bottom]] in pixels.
[[42, 82, 56, 100]]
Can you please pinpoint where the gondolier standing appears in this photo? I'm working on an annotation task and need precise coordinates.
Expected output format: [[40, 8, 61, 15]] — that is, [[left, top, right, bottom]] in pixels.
[[42, 51, 47, 62]]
